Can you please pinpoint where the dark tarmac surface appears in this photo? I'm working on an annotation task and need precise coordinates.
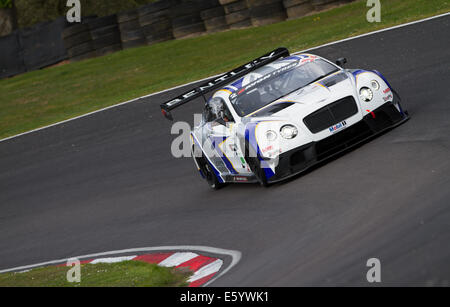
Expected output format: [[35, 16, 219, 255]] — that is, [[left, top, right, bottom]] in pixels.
[[1, 15, 449, 286]]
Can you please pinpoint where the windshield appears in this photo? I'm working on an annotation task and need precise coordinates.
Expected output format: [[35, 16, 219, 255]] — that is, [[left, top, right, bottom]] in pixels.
[[230, 58, 339, 116]]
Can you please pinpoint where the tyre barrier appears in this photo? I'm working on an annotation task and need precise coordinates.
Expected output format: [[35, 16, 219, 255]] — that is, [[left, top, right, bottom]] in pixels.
[[219, 0, 241, 5], [170, 0, 206, 39], [282, 0, 314, 19], [223, 0, 248, 14], [247, 0, 287, 26], [223, 0, 251, 29], [63, 19, 96, 62], [87, 14, 122, 57], [118, 9, 146, 49], [311, 0, 344, 11], [204, 15, 229, 32], [201, 5, 229, 33], [138, 1, 174, 45], [2, 0, 359, 75]]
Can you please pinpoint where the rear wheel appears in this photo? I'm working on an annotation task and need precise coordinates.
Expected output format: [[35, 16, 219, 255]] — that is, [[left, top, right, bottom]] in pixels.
[[194, 151, 224, 190]]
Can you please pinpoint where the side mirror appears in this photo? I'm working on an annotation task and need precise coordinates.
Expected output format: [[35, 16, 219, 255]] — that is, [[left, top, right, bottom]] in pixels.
[[336, 57, 347, 67]]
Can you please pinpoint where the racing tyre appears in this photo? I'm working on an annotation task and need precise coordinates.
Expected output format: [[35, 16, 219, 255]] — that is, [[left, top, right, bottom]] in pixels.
[[311, 0, 339, 10], [63, 31, 92, 49], [90, 24, 119, 40], [204, 16, 228, 30], [92, 32, 121, 50], [285, 2, 314, 19], [139, 10, 170, 26], [172, 22, 206, 39], [86, 15, 117, 30], [223, 1, 248, 14], [62, 23, 89, 38], [228, 18, 252, 29], [117, 9, 139, 23], [392, 88, 408, 116], [138, 1, 173, 17], [219, 0, 240, 5], [195, 155, 224, 190], [200, 6, 225, 20], [244, 141, 268, 187], [282, 0, 310, 8], [225, 9, 250, 25]]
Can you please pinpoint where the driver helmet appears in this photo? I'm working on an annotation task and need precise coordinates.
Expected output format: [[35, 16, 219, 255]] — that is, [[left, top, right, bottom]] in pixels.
[[208, 97, 229, 122]]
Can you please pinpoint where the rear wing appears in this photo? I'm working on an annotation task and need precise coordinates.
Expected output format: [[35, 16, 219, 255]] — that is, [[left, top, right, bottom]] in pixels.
[[160, 47, 290, 120]]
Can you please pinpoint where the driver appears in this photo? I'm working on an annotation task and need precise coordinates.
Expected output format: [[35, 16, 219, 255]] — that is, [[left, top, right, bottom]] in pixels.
[[209, 97, 231, 123]]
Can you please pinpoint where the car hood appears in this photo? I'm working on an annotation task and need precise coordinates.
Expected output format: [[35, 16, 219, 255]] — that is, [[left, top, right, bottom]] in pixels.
[[247, 71, 356, 122]]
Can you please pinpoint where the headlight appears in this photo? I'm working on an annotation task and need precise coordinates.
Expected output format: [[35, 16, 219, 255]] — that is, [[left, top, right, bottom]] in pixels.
[[265, 130, 277, 141], [280, 125, 298, 139], [371, 80, 380, 90], [359, 87, 373, 102]]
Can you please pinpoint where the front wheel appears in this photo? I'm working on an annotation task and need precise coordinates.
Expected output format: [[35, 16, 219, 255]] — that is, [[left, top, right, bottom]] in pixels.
[[195, 154, 224, 190], [392, 88, 408, 117], [244, 141, 268, 187]]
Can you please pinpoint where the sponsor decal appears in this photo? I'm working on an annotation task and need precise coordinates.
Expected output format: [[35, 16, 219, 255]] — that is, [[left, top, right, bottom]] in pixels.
[[163, 48, 288, 109], [229, 61, 299, 101], [300, 56, 317, 64], [328, 121, 347, 133], [262, 145, 274, 153], [383, 88, 391, 94], [366, 109, 376, 119], [235, 176, 248, 182], [383, 93, 393, 101]]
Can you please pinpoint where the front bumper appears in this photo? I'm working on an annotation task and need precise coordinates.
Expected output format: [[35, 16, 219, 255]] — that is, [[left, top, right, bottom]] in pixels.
[[268, 101, 409, 183]]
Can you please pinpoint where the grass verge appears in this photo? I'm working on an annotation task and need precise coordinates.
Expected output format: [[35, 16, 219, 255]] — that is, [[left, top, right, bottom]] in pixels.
[[0, 0, 449, 139], [0, 261, 191, 287]]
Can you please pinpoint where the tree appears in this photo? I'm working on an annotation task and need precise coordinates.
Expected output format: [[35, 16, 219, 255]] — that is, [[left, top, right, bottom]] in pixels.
[[0, 0, 18, 36]]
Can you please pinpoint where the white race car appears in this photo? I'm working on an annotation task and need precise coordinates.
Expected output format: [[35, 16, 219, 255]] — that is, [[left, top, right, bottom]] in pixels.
[[161, 48, 409, 188]]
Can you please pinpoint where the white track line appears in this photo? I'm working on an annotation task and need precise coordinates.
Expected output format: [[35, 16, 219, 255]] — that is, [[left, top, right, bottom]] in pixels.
[[1, 12, 448, 144], [0, 246, 242, 287], [158, 252, 198, 267], [90, 255, 137, 264]]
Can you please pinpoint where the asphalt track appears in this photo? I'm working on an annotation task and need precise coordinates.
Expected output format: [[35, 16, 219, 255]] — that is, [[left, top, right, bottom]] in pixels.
[[1, 15, 449, 286]]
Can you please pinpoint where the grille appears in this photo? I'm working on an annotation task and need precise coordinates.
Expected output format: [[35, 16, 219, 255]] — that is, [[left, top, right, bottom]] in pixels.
[[303, 96, 358, 133]]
